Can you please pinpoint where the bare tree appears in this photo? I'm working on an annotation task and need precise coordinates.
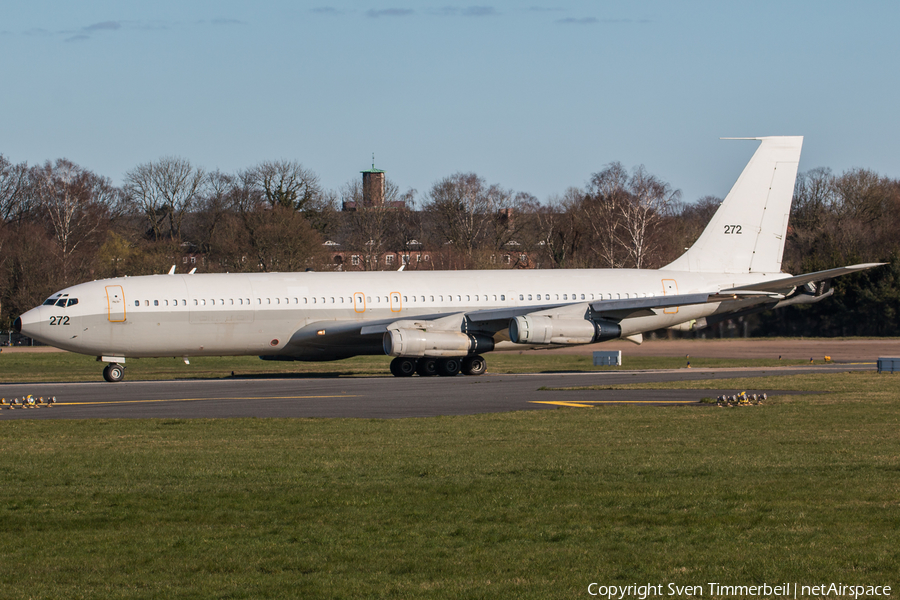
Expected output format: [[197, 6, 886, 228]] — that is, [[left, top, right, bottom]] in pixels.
[[584, 162, 679, 268], [423, 172, 515, 262], [124, 156, 206, 241], [536, 187, 587, 268], [619, 165, 680, 268], [584, 162, 629, 267], [30, 159, 119, 284], [248, 160, 321, 210], [0, 155, 29, 225]]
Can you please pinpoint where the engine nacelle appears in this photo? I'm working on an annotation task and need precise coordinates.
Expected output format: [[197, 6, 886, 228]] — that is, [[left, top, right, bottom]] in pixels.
[[508, 315, 621, 345], [383, 329, 495, 357]]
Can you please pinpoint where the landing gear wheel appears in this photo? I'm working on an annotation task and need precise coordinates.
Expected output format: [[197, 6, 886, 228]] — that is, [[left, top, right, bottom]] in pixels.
[[462, 354, 487, 376], [416, 358, 439, 377], [436, 357, 462, 377], [103, 363, 125, 383], [390, 357, 417, 377]]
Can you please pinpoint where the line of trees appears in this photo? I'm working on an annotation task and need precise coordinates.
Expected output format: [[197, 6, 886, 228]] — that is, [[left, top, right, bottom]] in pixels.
[[1, 153, 897, 335]]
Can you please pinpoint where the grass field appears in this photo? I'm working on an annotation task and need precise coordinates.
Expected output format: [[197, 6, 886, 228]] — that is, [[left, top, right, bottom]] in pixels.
[[1, 371, 898, 598], [0, 350, 812, 383]]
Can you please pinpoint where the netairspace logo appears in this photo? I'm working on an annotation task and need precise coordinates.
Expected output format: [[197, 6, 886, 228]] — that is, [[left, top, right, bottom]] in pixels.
[[586, 582, 893, 599]]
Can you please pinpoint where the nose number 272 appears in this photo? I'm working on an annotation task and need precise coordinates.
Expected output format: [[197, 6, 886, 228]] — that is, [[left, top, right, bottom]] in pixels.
[[49, 316, 70, 326]]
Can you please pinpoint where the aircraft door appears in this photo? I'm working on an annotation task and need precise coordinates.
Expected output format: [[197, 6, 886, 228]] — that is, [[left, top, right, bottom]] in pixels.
[[106, 285, 126, 322], [390, 292, 402, 312], [661, 279, 678, 314], [353, 292, 366, 313]]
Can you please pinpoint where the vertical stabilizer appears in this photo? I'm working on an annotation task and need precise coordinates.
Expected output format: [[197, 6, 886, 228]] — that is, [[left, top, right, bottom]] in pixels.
[[663, 136, 802, 274]]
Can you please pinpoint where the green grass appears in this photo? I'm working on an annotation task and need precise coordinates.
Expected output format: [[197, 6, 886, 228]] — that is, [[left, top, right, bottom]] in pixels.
[[1, 373, 898, 598], [0, 351, 811, 383]]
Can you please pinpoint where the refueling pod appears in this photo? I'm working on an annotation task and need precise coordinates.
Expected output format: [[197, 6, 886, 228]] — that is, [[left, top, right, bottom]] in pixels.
[[508, 315, 621, 345]]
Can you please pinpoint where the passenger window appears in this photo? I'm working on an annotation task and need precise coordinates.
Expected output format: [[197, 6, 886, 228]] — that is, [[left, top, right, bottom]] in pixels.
[[527, 294, 532, 301], [154, 300, 159, 306], [519, 294, 524, 301], [500, 295, 505, 301], [456, 295, 461, 302], [134, 300, 139, 307], [366, 296, 371, 303], [145, 300, 150, 306], [580, 294, 585, 300], [212, 299, 216, 306], [403, 296, 408, 302]]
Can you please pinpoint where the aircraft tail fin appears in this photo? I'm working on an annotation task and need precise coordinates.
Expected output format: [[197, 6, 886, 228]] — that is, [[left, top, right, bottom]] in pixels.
[[663, 136, 803, 274]]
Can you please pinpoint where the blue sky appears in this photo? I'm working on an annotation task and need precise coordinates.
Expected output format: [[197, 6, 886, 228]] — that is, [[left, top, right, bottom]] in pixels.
[[3, 1, 899, 204]]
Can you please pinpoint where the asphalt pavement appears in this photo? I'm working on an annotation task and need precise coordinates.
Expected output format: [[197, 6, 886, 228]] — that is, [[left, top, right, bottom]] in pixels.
[[0, 362, 863, 420]]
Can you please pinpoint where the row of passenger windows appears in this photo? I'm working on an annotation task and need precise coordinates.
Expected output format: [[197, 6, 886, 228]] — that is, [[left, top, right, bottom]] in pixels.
[[130, 291, 651, 309]]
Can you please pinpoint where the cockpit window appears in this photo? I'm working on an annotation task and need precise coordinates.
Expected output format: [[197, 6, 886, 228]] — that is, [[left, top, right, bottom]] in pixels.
[[66, 298, 78, 307], [43, 298, 58, 306]]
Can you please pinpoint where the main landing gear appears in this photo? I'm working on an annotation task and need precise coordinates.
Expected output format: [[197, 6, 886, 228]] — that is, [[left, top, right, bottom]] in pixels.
[[102, 363, 125, 383], [390, 355, 487, 377]]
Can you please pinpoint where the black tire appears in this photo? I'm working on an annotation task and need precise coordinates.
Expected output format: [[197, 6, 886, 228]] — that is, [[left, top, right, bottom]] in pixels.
[[390, 357, 417, 377], [462, 354, 487, 376], [416, 358, 439, 377], [103, 363, 125, 383], [436, 357, 462, 377]]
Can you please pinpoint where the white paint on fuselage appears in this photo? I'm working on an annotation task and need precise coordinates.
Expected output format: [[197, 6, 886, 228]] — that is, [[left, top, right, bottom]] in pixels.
[[18, 268, 778, 360]]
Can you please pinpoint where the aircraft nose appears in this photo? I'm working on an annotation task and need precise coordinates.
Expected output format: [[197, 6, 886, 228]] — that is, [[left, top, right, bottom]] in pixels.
[[15, 306, 44, 339]]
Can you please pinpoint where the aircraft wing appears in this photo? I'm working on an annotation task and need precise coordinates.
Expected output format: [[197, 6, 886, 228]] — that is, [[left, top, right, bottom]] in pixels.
[[719, 263, 885, 295]]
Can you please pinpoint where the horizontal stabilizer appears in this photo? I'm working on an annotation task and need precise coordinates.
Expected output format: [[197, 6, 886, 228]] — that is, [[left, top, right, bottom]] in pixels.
[[721, 263, 886, 294]]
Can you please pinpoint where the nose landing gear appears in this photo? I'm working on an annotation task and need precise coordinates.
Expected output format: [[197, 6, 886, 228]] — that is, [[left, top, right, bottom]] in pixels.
[[102, 363, 125, 383]]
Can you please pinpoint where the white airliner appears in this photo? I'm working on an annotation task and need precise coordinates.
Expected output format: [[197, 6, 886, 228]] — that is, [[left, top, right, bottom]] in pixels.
[[15, 137, 882, 381]]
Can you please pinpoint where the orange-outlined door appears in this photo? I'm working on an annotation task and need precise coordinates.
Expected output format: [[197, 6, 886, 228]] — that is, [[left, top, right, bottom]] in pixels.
[[661, 279, 678, 314], [106, 285, 126, 322], [390, 292, 402, 313], [353, 292, 366, 313]]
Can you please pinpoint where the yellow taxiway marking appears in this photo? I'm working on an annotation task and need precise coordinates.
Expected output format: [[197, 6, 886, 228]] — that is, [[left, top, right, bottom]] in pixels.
[[531, 399, 699, 408], [57, 395, 359, 406]]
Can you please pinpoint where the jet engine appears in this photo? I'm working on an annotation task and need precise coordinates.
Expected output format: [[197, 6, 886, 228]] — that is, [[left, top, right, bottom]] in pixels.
[[508, 315, 621, 345], [383, 329, 495, 358]]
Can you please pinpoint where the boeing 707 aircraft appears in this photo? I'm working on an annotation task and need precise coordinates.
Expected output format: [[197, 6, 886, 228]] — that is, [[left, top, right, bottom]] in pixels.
[[14, 137, 883, 381]]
